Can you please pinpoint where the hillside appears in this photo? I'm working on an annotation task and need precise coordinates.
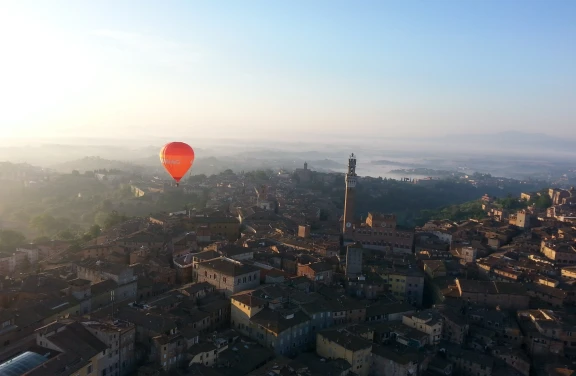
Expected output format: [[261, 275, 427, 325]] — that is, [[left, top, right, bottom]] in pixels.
[[50, 156, 146, 173], [416, 200, 486, 225]]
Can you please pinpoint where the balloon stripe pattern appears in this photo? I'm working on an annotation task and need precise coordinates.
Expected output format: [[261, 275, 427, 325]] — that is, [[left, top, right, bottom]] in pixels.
[[159, 142, 195, 183]]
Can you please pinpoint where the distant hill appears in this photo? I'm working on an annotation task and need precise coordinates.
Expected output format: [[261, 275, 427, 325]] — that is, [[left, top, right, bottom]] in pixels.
[[371, 159, 420, 167], [308, 159, 346, 170], [441, 132, 576, 153], [134, 154, 238, 175], [49, 156, 146, 173]]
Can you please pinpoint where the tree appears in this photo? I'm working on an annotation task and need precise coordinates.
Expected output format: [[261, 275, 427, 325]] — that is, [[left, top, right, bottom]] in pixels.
[[97, 210, 129, 230], [33, 236, 51, 244], [81, 212, 96, 224], [30, 214, 60, 235], [220, 169, 235, 176], [88, 224, 102, 238], [94, 212, 110, 228], [67, 242, 82, 253], [56, 229, 75, 240], [100, 199, 114, 211], [19, 257, 31, 273], [188, 174, 207, 183], [495, 194, 527, 210], [11, 210, 30, 222], [0, 229, 26, 248], [533, 194, 552, 209], [292, 173, 301, 183]]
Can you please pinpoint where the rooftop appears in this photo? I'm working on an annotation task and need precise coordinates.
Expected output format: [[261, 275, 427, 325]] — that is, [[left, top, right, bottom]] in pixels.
[[372, 344, 422, 365], [76, 258, 132, 276], [28, 322, 108, 376], [456, 279, 526, 295], [0, 351, 49, 376], [220, 244, 253, 257], [318, 329, 372, 352], [250, 308, 310, 335], [306, 262, 333, 273], [199, 257, 259, 277]]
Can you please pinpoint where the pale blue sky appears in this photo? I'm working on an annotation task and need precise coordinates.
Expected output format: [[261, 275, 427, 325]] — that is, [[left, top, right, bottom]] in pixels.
[[0, 0, 575, 141]]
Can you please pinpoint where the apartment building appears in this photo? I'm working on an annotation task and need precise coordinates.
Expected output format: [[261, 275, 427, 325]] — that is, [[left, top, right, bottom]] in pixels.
[[316, 329, 373, 376], [197, 257, 260, 296]]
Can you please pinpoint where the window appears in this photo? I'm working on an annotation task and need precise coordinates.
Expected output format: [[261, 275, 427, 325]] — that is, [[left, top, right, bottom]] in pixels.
[[87, 365, 93, 374]]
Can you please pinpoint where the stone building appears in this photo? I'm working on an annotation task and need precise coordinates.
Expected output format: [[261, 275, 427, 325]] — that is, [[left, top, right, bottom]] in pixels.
[[297, 262, 333, 284], [455, 279, 529, 310], [316, 329, 372, 376], [196, 257, 260, 296], [345, 244, 363, 277]]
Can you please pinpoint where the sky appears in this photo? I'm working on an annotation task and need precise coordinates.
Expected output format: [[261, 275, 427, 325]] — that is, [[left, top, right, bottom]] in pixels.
[[0, 0, 575, 142]]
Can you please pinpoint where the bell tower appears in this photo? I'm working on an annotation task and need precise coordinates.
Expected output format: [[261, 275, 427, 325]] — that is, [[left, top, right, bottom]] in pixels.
[[343, 153, 357, 236]]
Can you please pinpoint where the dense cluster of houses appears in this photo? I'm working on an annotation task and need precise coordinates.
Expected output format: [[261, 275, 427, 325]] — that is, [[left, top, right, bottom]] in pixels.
[[1, 168, 576, 376]]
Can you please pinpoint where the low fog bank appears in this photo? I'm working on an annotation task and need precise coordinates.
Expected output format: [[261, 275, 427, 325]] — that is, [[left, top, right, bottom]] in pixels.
[[0, 132, 574, 179]]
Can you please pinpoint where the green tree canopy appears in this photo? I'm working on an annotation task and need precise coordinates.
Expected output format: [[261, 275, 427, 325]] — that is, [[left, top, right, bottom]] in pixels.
[[88, 224, 102, 238], [532, 194, 552, 209], [96, 210, 129, 229], [220, 169, 235, 176], [0, 229, 26, 248], [30, 214, 60, 235], [56, 229, 75, 240], [495, 194, 527, 210], [33, 236, 51, 244]]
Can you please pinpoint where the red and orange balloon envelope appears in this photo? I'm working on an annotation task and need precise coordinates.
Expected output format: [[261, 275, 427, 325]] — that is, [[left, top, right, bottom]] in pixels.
[[159, 142, 195, 185]]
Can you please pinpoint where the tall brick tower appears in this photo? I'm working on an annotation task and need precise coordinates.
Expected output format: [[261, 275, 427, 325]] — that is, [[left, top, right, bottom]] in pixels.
[[342, 153, 357, 237]]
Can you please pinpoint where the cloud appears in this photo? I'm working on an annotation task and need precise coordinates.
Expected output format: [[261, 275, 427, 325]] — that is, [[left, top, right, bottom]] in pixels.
[[91, 29, 201, 66]]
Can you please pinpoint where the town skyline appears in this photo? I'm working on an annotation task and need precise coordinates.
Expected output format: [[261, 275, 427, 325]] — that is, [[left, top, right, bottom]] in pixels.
[[0, 151, 574, 375]]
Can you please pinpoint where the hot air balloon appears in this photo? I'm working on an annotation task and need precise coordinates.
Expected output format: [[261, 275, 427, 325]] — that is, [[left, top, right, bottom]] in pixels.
[[159, 142, 195, 186]]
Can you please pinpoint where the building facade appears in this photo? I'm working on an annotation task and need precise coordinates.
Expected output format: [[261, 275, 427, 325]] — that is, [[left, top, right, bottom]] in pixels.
[[297, 262, 334, 284], [345, 245, 363, 277], [196, 257, 260, 296], [342, 153, 357, 238], [82, 320, 137, 376], [316, 329, 372, 376], [75, 260, 138, 304], [351, 213, 414, 254]]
